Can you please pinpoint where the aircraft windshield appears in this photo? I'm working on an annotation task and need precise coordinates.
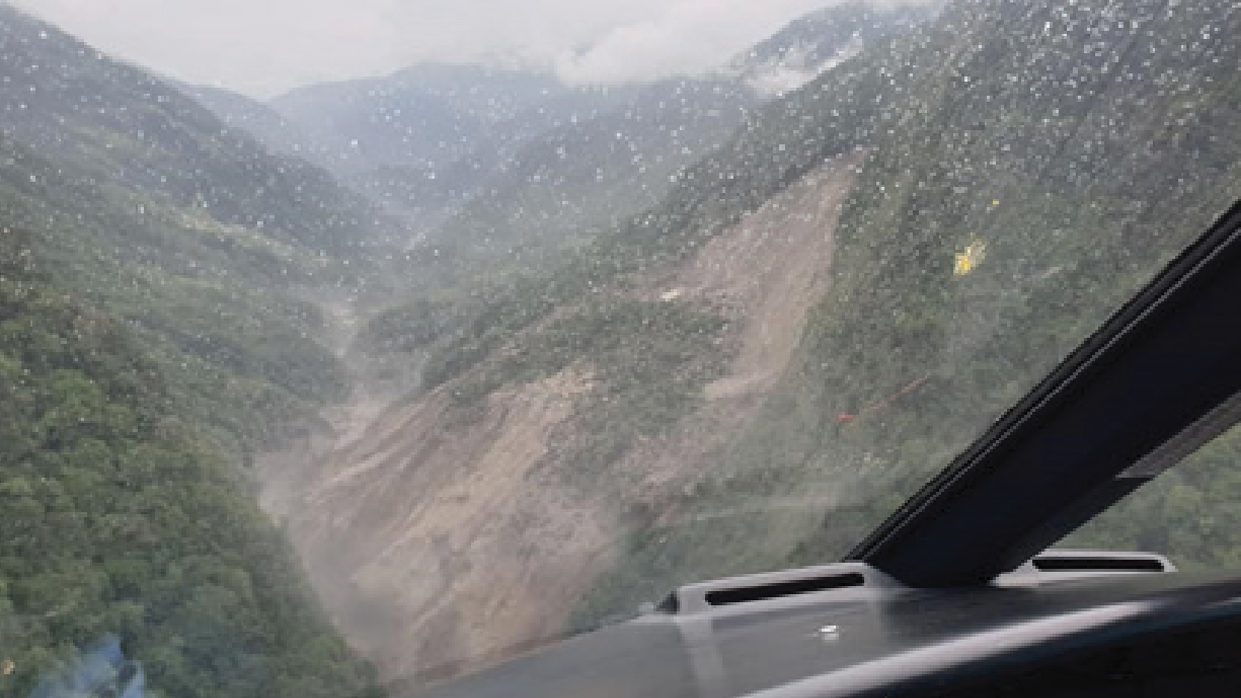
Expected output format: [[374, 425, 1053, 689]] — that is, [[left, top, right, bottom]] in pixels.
[[1, 0, 1239, 695]]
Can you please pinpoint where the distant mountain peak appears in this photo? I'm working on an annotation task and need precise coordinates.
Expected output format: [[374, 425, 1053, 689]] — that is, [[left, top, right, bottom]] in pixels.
[[736, 38, 866, 97], [725, 0, 939, 97]]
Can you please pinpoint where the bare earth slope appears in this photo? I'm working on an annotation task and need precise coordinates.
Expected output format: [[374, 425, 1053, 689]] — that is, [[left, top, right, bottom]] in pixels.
[[259, 159, 857, 682]]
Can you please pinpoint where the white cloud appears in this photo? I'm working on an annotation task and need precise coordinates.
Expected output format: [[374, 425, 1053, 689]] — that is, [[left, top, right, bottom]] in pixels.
[[8, 0, 924, 96], [554, 0, 829, 85]]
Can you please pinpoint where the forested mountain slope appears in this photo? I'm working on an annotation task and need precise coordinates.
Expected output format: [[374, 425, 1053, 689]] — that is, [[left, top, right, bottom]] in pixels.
[[0, 2, 399, 455], [583, 0, 1241, 610], [0, 233, 380, 698], [274, 0, 1241, 685], [0, 4, 389, 695], [177, 82, 312, 166], [0, 8, 389, 254]]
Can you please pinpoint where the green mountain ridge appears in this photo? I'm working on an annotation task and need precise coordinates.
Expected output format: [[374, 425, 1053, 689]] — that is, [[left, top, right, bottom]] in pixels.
[[0, 232, 381, 698], [0, 7, 392, 254], [0, 1, 406, 454], [0, 3, 391, 695]]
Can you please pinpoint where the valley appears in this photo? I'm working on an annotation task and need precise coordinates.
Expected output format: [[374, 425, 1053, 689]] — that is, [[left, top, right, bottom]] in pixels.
[[254, 155, 861, 681], [3, 0, 1241, 696]]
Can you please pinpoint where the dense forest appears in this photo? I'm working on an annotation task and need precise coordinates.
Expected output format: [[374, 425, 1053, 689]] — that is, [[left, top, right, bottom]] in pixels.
[[0, 4, 386, 696], [0, 232, 380, 697]]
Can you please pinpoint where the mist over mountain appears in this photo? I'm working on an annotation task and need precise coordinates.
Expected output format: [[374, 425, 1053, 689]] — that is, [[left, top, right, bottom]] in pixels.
[[182, 2, 935, 270], [729, 0, 939, 96], [423, 0, 944, 268], [228, 2, 933, 271], [0, 8, 393, 255], [271, 64, 632, 176], [3, 0, 1239, 696], [176, 81, 312, 162]]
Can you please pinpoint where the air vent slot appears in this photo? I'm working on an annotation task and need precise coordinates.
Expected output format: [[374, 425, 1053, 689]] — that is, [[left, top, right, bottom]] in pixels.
[[704, 572, 865, 606], [1033, 555, 1166, 573], [667, 562, 890, 615]]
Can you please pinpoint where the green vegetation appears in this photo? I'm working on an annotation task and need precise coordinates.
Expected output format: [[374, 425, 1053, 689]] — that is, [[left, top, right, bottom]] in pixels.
[[0, 6, 391, 696], [1067, 421, 1241, 572], [460, 299, 732, 491], [545, 0, 1241, 623], [0, 134, 349, 462], [0, 232, 381, 698]]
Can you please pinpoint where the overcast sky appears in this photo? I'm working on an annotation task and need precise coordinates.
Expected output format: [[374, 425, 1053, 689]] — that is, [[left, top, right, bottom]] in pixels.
[[8, 0, 874, 98]]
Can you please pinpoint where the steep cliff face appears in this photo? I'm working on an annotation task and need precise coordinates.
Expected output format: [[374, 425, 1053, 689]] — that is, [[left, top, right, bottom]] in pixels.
[[262, 157, 859, 680]]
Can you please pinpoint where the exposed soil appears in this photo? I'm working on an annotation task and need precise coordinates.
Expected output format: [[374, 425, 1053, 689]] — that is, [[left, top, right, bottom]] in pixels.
[[254, 155, 861, 685], [625, 155, 860, 500], [282, 367, 610, 679]]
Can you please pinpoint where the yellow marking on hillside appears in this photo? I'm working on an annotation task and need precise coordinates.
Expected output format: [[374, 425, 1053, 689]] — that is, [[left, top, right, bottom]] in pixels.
[[954, 240, 988, 276]]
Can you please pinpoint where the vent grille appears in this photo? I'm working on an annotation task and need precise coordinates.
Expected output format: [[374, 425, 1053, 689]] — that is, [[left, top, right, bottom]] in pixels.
[[1032, 555, 1166, 573], [665, 562, 888, 615], [704, 572, 865, 606]]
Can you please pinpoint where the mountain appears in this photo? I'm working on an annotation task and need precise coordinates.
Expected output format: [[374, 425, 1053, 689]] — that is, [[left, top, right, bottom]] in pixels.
[[9, 0, 1240, 692], [356, 2, 939, 297], [268, 0, 1241, 685], [575, 0, 1241, 613], [0, 13, 391, 254], [729, 0, 940, 97], [264, 64, 637, 229], [416, 76, 759, 283], [270, 63, 628, 176], [0, 232, 381, 698], [0, 4, 389, 696], [177, 3, 935, 261], [177, 82, 314, 162], [269, 64, 484, 176], [0, 0, 408, 448]]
